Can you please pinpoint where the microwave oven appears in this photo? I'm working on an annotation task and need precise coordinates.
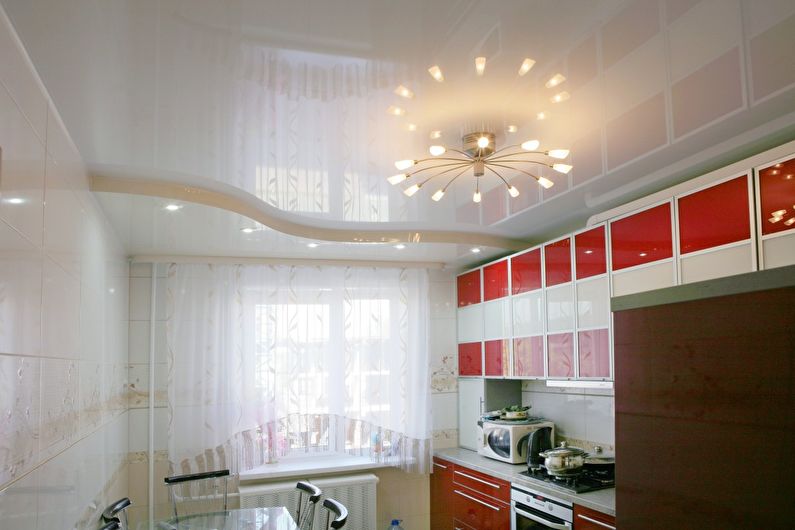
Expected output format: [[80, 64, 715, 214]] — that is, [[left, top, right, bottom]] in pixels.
[[477, 419, 555, 464]]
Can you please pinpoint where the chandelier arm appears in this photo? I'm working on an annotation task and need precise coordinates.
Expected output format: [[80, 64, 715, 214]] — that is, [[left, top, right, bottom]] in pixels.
[[484, 166, 511, 188], [414, 156, 471, 165], [444, 148, 474, 159], [486, 159, 551, 165], [418, 163, 474, 187], [441, 166, 473, 192], [486, 151, 548, 162], [487, 144, 523, 158], [486, 162, 544, 183], [408, 161, 471, 178]]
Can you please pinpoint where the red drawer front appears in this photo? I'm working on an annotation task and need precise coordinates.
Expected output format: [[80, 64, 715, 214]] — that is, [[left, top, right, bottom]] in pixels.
[[758, 158, 795, 236], [457, 270, 482, 307], [575, 226, 607, 280], [483, 260, 509, 301], [453, 487, 510, 530], [548, 332, 574, 378], [452, 466, 511, 504], [610, 202, 673, 271], [578, 329, 610, 378], [544, 237, 573, 286], [458, 342, 482, 376], [511, 248, 542, 294], [513, 336, 544, 377], [678, 175, 751, 253], [484, 339, 509, 377], [574, 504, 616, 530]]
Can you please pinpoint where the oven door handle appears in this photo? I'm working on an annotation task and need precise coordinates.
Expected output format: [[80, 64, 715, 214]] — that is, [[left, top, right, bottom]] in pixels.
[[514, 506, 572, 530]]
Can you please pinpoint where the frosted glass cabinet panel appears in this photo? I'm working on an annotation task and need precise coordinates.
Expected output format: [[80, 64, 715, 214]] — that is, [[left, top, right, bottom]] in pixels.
[[512, 290, 543, 337], [576, 277, 610, 329], [483, 298, 511, 340], [546, 284, 574, 332], [457, 304, 483, 343]]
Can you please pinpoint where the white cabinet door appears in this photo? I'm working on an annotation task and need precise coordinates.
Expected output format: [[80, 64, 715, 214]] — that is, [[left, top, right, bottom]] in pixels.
[[483, 298, 511, 340], [457, 304, 483, 343], [512, 290, 543, 337], [457, 378, 484, 451]]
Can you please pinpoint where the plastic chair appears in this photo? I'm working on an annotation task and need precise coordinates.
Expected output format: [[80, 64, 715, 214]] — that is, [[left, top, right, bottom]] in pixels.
[[101, 498, 131, 529], [295, 481, 322, 530], [321, 498, 348, 529], [163, 469, 230, 520]]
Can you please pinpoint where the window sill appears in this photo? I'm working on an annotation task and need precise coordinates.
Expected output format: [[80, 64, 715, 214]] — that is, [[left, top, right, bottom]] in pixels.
[[239, 453, 386, 483]]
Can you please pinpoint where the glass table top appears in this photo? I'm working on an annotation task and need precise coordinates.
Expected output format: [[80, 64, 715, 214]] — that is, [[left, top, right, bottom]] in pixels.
[[158, 507, 297, 529]]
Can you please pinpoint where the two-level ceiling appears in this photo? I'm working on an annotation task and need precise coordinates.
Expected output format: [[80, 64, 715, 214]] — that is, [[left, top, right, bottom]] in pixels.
[[3, 0, 795, 267]]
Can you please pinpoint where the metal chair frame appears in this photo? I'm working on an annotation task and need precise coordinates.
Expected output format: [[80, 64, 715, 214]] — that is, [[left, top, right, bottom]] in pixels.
[[101, 497, 131, 529], [295, 481, 322, 530], [322, 498, 348, 529], [163, 469, 230, 521]]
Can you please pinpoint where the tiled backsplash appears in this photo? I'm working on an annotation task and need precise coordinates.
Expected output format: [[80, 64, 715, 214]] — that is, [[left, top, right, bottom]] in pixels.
[[521, 381, 615, 451], [429, 269, 459, 449], [0, 6, 130, 528]]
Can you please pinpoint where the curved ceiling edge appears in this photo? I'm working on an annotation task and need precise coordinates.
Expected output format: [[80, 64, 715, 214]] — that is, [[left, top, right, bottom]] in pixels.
[[88, 165, 530, 251]]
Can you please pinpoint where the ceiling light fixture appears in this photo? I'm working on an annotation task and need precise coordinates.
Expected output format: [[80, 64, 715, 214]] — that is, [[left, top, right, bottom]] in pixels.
[[428, 65, 444, 82], [307, 243, 319, 248], [506, 125, 518, 133], [164, 204, 182, 211], [518, 58, 536, 76], [241, 227, 255, 234], [394, 85, 414, 99], [471, 247, 481, 254], [537, 111, 547, 120], [407, 123, 418, 131], [387, 105, 406, 116], [551, 91, 570, 103], [545, 73, 566, 88], [430, 130, 442, 139], [390, 131, 571, 202], [394, 244, 406, 250], [475, 56, 487, 76], [4, 197, 25, 204]]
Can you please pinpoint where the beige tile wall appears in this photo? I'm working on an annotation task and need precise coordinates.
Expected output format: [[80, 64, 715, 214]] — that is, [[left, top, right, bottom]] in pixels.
[[0, 6, 130, 529]]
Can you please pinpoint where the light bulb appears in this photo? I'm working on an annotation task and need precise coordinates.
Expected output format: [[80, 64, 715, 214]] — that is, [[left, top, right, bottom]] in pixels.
[[545, 73, 566, 88], [475, 56, 486, 76], [431, 189, 445, 202], [394, 85, 414, 99], [404, 184, 420, 197], [473, 190, 482, 203], [537, 111, 547, 120], [241, 227, 255, 234], [507, 125, 518, 133], [477, 136, 490, 149], [518, 58, 536, 76], [547, 149, 570, 159], [429, 145, 446, 156], [407, 123, 417, 132], [307, 243, 319, 248], [394, 159, 415, 170], [165, 204, 182, 211], [551, 91, 570, 103], [538, 177, 554, 189], [428, 65, 444, 82], [394, 244, 406, 250], [521, 139, 540, 151], [388, 173, 408, 185], [552, 163, 573, 174], [508, 186, 520, 198], [430, 130, 442, 139], [386, 105, 406, 116]]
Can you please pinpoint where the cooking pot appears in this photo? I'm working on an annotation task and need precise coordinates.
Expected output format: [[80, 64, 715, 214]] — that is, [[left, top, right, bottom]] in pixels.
[[538, 441, 588, 477], [583, 445, 615, 480]]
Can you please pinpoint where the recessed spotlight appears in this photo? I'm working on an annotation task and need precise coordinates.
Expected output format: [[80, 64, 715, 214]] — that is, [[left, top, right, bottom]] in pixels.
[[518, 58, 536, 76], [4, 197, 25, 204], [407, 123, 418, 132], [387, 106, 406, 116], [394, 244, 406, 250], [545, 73, 566, 88], [475, 56, 486, 76], [428, 65, 444, 82], [394, 85, 414, 99], [471, 247, 481, 254], [307, 243, 319, 248], [241, 227, 255, 234], [164, 204, 182, 211], [108, 288, 116, 294], [551, 91, 570, 103], [430, 130, 442, 140], [537, 111, 547, 120], [506, 125, 518, 133]]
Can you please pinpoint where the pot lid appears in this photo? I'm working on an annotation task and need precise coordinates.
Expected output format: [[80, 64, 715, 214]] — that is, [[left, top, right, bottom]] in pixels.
[[584, 445, 615, 464], [542, 441, 587, 457]]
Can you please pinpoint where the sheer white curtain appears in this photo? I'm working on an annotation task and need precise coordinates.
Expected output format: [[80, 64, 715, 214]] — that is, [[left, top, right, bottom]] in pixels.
[[165, 263, 431, 476]]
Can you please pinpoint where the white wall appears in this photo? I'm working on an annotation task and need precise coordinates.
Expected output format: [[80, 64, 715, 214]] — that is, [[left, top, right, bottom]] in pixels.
[[0, 6, 130, 528], [429, 269, 459, 449]]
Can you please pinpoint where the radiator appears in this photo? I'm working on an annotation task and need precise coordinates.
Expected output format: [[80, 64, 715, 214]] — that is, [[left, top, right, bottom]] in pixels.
[[239, 473, 378, 530]]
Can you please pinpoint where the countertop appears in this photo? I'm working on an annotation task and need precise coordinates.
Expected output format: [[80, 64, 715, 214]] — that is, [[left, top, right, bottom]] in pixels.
[[434, 447, 615, 517]]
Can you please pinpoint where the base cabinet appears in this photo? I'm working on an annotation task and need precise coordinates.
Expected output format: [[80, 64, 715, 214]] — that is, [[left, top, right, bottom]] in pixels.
[[431, 460, 511, 530], [574, 504, 616, 530], [452, 487, 510, 530], [431, 458, 454, 530]]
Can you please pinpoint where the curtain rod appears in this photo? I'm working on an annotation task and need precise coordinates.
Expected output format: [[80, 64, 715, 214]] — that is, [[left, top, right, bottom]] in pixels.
[[131, 254, 448, 270]]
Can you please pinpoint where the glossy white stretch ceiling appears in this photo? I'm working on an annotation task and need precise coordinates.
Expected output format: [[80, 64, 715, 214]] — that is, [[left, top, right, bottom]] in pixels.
[[3, 0, 795, 266]]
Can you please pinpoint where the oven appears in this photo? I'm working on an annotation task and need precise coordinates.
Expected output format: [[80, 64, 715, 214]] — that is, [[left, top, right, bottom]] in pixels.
[[511, 483, 573, 530]]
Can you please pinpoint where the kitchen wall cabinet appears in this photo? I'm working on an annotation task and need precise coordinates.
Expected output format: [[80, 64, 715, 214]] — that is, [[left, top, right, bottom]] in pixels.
[[430, 458, 454, 530], [458, 342, 483, 377], [457, 268, 483, 377], [756, 155, 795, 270], [574, 503, 616, 530], [676, 173, 755, 284], [574, 225, 611, 379], [457, 270, 482, 307], [511, 247, 542, 294], [484, 339, 509, 377]]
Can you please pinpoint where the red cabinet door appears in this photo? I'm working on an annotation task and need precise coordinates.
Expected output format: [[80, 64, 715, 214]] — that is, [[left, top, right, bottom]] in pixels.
[[452, 487, 510, 530], [544, 238, 572, 286], [513, 336, 544, 377], [483, 260, 509, 301], [610, 202, 673, 270], [511, 248, 542, 294], [758, 157, 795, 236], [484, 339, 509, 377], [548, 332, 574, 378], [452, 466, 511, 504], [678, 175, 751, 254], [431, 458, 454, 530], [575, 226, 607, 279], [457, 270, 482, 307], [458, 342, 482, 376]]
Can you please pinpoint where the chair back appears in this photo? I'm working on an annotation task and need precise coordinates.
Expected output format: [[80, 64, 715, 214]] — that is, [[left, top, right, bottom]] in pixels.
[[295, 481, 322, 530], [98, 521, 120, 530], [163, 469, 230, 520], [322, 498, 348, 529], [101, 498, 131, 529]]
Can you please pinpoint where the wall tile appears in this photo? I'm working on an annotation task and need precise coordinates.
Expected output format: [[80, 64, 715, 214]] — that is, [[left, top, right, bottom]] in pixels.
[[0, 221, 42, 356], [44, 155, 84, 277], [129, 276, 167, 321], [42, 258, 81, 359], [128, 320, 167, 364], [0, 355, 40, 486], [431, 393, 458, 431], [429, 281, 455, 319], [39, 358, 79, 461], [0, 468, 38, 530]]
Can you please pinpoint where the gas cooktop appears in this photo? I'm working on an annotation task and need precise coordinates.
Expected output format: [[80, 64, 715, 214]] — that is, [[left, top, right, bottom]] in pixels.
[[518, 468, 615, 494]]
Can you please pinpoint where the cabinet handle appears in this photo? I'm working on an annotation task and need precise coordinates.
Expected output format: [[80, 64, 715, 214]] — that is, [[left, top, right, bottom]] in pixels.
[[454, 470, 501, 489], [577, 513, 616, 530], [433, 462, 448, 469], [453, 489, 500, 511]]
